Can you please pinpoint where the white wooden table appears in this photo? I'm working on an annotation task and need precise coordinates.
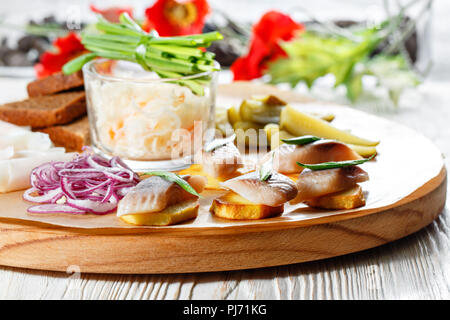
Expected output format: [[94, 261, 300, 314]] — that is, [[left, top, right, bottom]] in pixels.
[[0, 0, 449, 300]]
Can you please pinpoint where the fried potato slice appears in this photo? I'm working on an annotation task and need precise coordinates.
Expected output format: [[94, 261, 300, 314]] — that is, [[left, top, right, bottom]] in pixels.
[[304, 185, 366, 210], [119, 200, 199, 226], [210, 192, 284, 220], [178, 164, 241, 190]]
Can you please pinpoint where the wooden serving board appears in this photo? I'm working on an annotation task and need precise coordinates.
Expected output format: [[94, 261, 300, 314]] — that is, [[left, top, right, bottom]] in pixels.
[[0, 82, 446, 274]]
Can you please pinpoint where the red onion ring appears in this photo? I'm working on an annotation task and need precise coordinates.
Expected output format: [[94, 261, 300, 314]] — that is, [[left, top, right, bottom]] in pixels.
[[23, 149, 139, 215], [27, 204, 86, 214]]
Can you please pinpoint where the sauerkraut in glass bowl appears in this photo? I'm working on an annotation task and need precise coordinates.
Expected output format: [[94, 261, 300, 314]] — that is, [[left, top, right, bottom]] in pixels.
[[83, 59, 218, 171]]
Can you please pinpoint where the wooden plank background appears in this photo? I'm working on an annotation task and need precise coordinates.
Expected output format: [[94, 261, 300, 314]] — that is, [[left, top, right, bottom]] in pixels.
[[0, 0, 449, 299]]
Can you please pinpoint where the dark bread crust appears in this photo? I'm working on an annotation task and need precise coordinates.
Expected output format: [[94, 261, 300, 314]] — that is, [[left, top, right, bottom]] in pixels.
[[0, 91, 86, 128], [38, 116, 90, 152], [27, 71, 84, 97]]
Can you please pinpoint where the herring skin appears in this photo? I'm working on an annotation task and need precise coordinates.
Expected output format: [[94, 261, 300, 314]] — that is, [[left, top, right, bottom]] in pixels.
[[270, 140, 362, 174], [202, 142, 243, 178], [117, 175, 206, 217], [290, 166, 369, 205], [222, 171, 298, 207]]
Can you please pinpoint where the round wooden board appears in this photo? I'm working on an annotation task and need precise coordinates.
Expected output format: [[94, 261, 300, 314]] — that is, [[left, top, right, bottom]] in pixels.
[[0, 82, 446, 274]]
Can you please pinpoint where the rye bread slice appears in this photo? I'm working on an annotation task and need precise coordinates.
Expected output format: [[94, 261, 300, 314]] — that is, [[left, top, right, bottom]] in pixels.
[[0, 91, 86, 128], [27, 71, 84, 97], [38, 115, 90, 152]]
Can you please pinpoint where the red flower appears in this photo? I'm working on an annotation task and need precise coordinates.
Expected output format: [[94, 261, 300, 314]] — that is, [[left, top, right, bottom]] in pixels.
[[231, 11, 304, 81], [34, 32, 86, 78], [90, 4, 134, 23], [143, 0, 210, 36]]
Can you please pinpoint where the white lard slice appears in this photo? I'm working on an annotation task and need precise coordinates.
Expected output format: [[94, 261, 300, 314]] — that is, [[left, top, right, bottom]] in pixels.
[[0, 120, 76, 193], [0, 152, 76, 193]]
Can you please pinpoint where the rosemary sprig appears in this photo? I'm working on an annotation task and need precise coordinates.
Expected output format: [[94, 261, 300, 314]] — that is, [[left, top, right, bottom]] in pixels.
[[62, 13, 223, 95], [296, 154, 376, 170], [144, 171, 201, 197], [281, 135, 322, 146], [259, 152, 275, 181]]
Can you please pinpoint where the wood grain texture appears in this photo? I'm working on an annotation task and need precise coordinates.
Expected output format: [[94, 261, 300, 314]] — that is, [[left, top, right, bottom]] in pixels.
[[0, 93, 445, 274], [0, 169, 445, 275], [0, 81, 448, 298]]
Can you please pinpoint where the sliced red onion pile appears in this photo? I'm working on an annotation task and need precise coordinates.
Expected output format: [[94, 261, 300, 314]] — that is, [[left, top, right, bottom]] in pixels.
[[23, 150, 140, 215]]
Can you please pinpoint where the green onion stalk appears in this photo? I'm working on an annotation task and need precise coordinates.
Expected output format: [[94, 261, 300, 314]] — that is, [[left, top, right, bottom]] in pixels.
[[62, 13, 223, 95]]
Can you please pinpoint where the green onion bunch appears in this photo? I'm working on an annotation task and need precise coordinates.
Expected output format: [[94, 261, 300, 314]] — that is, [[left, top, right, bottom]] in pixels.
[[62, 13, 223, 95]]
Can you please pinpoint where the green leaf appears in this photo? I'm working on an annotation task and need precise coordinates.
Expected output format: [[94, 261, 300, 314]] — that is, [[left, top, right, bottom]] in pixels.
[[61, 15, 222, 95], [281, 135, 322, 146], [134, 44, 151, 71], [345, 70, 364, 102], [143, 171, 201, 197], [331, 61, 355, 87], [266, 14, 419, 106], [296, 154, 376, 171], [62, 52, 97, 74], [259, 152, 275, 181], [119, 12, 145, 34], [268, 29, 380, 96]]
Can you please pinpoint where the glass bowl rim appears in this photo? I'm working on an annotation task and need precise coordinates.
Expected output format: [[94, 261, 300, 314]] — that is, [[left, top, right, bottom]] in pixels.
[[82, 58, 220, 83]]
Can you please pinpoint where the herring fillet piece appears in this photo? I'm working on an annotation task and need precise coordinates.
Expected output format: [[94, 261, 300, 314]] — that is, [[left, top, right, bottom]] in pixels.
[[202, 142, 243, 178], [222, 171, 298, 207], [117, 175, 206, 217], [269, 140, 362, 174], [290, 166, 369, 204]]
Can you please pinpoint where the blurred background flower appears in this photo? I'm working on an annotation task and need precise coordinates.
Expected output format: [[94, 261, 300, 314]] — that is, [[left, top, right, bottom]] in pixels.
[[0, 0, 435, 107], [89, 4, 134, 23], [230, 11, 304, 81], [34, 32, 86, 78], [143, 0, 210, 36]]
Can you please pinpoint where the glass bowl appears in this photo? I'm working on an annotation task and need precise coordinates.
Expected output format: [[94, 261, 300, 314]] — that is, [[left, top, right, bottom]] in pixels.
[[83, 59, 218, 172]]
